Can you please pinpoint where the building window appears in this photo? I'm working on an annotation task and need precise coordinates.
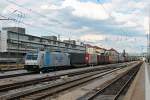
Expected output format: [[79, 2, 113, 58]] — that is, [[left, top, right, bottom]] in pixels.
[[28, 36, 34, 41]]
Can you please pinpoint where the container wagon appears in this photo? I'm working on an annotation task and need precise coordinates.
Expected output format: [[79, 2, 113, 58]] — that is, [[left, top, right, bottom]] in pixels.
[[85, 53, 97, 65], [97, 55, 106, 64], [70, 52, 87, 67]]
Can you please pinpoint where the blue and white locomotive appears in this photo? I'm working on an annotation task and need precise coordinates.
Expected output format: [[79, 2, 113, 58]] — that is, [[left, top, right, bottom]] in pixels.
[[24, 49, 70, 73]]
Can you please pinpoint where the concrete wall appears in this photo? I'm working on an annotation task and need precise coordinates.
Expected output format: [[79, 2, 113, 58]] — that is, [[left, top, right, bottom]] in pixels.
[[0, 30, 7, 52], [2, 27, 25, 34]]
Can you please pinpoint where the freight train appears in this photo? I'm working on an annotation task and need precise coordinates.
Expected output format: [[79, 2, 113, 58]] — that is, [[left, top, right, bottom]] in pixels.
[[24, 51, 106, 72], [24, 45, 138, 73]]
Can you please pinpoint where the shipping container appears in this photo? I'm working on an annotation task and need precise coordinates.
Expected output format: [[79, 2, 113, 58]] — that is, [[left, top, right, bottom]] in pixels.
[[70, 52, 86, 67], [85, 53, 97, 65]]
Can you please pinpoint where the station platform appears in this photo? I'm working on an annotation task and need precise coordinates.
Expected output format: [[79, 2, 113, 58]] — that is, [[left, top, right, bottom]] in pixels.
[[123, 62, 150, 100], [123, 62, 146, 100], [145, 62, 150, 100]]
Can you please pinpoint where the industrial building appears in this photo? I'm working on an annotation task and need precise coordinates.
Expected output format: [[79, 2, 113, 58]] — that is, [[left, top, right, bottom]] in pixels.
[[0, 27, 86, 63]]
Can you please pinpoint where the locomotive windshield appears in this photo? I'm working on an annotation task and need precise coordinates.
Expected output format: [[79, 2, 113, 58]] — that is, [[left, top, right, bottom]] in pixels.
[[26, 54, 38, 60]]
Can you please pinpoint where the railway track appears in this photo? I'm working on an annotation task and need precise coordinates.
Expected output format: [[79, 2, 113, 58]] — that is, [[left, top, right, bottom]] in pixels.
[[0, 62, 141, 100], [0, 62, 133, 93], [0, 62, 127, 79], [0, 71, 34, 79], [0, 64, 24, 71], [0, 67, 120, 100], [0, 68, 24, 72], [78, 62, 142, 100]]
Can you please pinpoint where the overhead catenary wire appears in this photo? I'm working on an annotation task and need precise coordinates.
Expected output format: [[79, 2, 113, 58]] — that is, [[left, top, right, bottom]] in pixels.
[[5, 0, 77, 40], [5, 0, 139, 44], [0, 13, 62, 36], [8, 7, 58, 27], [6, 0, 85, 42], [0, 14, 14, 20], [6, 0, 63, 25], [11, 9, 60, 27]]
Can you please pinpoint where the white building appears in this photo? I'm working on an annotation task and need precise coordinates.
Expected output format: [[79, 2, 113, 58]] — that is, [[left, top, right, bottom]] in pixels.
[[0, 27, 86, 63]]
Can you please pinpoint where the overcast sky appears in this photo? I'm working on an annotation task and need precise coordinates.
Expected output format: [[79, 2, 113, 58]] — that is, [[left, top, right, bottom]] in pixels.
[[0, 0, 149, 54]]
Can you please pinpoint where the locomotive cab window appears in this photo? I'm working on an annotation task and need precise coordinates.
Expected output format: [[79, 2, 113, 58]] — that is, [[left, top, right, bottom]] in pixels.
[[26, 54, 38, 60]]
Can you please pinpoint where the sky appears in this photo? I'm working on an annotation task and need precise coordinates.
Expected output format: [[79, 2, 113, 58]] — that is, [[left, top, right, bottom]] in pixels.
[[0, 0, 149, 54]]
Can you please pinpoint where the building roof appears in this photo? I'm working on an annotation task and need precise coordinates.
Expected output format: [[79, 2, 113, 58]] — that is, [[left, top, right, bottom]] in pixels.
[[108, 48, 119, 53], [93, 46, 106, 50], [86, 44, 107, 51], [86, 44, 93, 48]]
